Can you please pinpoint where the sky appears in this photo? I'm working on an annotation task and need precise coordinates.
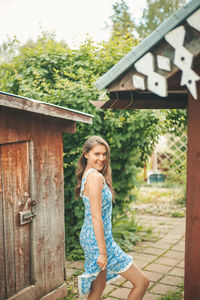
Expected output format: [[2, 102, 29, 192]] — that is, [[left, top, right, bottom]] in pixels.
[[0, 0, 146, 48]]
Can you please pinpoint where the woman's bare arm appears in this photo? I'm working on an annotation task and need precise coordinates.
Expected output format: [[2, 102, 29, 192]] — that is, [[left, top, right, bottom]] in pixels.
[[86, 172, 107, 269]]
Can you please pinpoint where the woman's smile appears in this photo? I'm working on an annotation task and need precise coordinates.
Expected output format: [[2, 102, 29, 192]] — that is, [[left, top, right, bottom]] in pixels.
[[85, 144, 107, 171]]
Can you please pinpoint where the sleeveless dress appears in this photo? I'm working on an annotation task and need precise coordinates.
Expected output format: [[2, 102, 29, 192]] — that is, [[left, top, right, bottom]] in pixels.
[[78, 168, 133, 297]]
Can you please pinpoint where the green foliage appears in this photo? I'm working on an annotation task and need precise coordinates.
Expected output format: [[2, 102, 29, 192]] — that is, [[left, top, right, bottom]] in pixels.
[[171, 211, 185, 218], [0, 33, 161, 258], [137, 0, 187, 38], [112, 213, 142, 251], [162, 109, 187, 135], [0, 0, 188, 265], [109, 0, 136, 41], [0, 36, 21, 63]]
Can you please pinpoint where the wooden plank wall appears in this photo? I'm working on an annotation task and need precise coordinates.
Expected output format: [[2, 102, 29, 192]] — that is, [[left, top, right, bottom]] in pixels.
[[0, 149, 6, 300], [0, 108, 30, 144], [185, 81, 200, 300], [30, 115, 65, 299], [2, 143, 16, 297], [0, 108, 66, 299], [0, 142, 31, 298]]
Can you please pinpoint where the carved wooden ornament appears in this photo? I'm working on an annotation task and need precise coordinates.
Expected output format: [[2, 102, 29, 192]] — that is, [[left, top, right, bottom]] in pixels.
[[187, 8, 200, 32], [157, 55, 171, 72], [165, 26, 200, 99], [132, 74, 145, 90], [134, 52, 167, 97]]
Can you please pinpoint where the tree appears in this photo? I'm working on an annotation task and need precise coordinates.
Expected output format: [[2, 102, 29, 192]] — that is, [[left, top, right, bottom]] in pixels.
[[137, 0, 187, 38], [0, 37, 21, 63], [109, 0, 136, 41], [0, 33, 161, 258]]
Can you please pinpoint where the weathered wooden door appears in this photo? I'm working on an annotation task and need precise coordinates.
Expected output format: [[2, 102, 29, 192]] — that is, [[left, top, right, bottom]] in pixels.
[[0, 141, 35, 300]]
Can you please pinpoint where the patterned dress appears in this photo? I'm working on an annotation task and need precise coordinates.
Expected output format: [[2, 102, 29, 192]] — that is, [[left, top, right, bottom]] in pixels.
[[78, 168, 133, 297]]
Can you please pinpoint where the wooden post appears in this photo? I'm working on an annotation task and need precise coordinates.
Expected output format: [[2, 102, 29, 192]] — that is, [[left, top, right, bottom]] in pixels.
[[185, 82, 200, 299]]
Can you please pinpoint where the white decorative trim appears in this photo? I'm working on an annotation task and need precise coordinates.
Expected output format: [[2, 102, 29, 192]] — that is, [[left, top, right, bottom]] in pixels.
[[80, 168, 104, 197], [114, 260, 133, 274], [78, 259, 133, 298], [165, 26, 200, 99], [134, 52, 167, 97], [165, 25, 185, 47], [132, 74, 145, 90], [157, 55, 171, 71], [78, 275, 87, 299], [187, 8, 200, 32]]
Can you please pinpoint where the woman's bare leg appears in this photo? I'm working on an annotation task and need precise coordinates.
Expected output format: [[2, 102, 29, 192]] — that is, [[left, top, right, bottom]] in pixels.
[[87, 270, 107, 300], [120, 262, 149, 300]]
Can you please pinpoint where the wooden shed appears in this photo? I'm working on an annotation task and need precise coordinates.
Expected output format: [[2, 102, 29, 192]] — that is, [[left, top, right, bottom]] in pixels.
[[0, 91, 93, 300], [92, 0, 200, 299]]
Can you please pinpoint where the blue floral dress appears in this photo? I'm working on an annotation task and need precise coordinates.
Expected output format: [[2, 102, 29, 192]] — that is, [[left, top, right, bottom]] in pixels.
[[78, 168, 133, 297]]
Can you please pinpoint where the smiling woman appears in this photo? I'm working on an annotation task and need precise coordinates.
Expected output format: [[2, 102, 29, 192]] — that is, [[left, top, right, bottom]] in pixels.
[[85, 144, 107, 172], [75, 136, 114, 201], [75, 136, 149, 300]]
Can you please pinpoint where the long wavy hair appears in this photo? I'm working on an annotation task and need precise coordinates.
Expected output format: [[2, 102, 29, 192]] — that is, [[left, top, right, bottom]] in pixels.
[[75, 136, 114, 200]]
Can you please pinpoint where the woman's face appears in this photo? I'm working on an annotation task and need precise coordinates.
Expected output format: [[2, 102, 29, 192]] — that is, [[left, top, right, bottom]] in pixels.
[[85, 144, 107, 171]]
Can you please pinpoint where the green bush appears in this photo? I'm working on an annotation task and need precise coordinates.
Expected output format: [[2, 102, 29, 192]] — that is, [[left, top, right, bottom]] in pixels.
[[0, 33, 161, 258]]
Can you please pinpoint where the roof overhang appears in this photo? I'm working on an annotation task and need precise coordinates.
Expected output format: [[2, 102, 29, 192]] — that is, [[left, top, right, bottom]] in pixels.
[[0, 91, 93, 124], [93, 0, 200, 109], [90, 90, 188, 110]]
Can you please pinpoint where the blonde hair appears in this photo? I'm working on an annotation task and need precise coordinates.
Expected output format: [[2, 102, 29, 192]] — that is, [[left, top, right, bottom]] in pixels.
[[75, 136, 114, 200]]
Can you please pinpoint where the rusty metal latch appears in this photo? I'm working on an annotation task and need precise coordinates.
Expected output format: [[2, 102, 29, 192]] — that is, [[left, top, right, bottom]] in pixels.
[[19, 210, 36, 225]]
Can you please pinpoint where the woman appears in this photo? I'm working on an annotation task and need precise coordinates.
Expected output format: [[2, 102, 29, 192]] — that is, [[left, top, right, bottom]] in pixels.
[[76, 136, 149, 300]]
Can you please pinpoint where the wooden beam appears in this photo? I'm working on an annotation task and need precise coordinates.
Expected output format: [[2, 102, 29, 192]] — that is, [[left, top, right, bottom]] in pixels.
[[107, 34, 200, 94], [61, 120, 76, 134], [0, 93, 93, 125], [185, 81, 200, 299], [90, 92, 188, 109]]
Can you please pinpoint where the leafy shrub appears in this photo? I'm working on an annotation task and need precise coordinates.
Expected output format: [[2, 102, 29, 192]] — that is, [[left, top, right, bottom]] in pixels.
[[0, 33, 161, 258], [112, 213, 143, 252]]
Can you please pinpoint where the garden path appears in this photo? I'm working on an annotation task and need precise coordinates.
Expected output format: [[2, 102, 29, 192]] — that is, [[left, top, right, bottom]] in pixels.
[[66, 213, 185, 299]]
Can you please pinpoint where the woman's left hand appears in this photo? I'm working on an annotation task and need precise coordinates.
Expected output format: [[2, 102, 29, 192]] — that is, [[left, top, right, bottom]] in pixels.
[[97, 254, 107, 270]]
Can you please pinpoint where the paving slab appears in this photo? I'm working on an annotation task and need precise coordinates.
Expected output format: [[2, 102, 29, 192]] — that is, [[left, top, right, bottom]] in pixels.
[[66, 213, 185, 299], [168, 267, 184, 277], [164, 249, 184, 259], [162, 234, 183, 240], [110, 276, 126, 286], [152, 240, 174, 249], [121, 280, 133, 288], [131, 253, 157, 262], [145, 263, 172, 274], [143, 293, 161, 300], [150, 283, 179, 295], [143, 270, 164, 282], [132, 259, 148, 269], [110, 287, 131, 299], [177, 259, 185, 268], [160, 274, 184, 286], [137, 241, 156, 248], [103, 284, 116, 295], [155, 256, 180, 266], [141, 246, 165, 256]]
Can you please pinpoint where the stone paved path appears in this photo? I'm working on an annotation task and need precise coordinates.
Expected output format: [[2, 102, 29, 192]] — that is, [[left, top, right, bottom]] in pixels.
[[66, 214, 185, 299]]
